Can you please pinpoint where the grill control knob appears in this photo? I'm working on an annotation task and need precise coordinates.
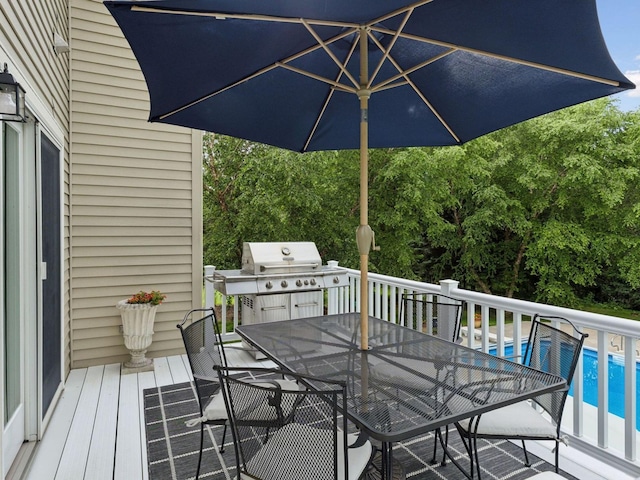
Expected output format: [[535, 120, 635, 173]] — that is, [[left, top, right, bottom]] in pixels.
[[304, 280, 309, 285], [296, 280, 303, 287], [281, 280, 288, 288], [310, 278, 317, 286], [265, 281, 273, 289], [333, 276, 340, 284]]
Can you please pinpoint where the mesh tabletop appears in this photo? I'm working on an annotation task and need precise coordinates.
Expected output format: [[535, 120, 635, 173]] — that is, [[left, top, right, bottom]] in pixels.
[[236, 314, 565, 444]]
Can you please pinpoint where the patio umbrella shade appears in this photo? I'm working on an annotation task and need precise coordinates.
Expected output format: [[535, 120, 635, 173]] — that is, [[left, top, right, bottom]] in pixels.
[[105, 0, 633, 349]]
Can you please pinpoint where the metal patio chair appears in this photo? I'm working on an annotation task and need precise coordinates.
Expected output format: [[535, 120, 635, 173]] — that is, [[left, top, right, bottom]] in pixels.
[[400, 293, 464, 343], [400, 293, 464, 465], [178, 308, 300, 480], [455, 315, 588, 479], [216, 366, 373, 480]]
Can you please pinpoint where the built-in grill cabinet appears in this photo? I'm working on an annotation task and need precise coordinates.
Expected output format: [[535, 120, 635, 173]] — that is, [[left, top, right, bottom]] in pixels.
[[211, 242, 348, 357]]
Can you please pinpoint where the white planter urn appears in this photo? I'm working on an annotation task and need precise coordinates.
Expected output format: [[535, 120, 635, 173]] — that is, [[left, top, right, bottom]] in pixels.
[[116, 300, 158, 368]]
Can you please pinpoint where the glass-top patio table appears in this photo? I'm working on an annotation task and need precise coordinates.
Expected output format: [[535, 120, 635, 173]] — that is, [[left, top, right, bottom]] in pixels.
[[236, 313, 566, 480]]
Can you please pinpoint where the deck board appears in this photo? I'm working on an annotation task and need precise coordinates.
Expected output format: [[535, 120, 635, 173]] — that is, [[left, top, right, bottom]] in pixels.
[[84, 363, 121, 480], [137, 372, 157, 480], [152, 357, 174, 387], [166, 355, 191, 384], [54, 366, 105, 480], [25, 369, 87, 480], [114, 370, 148, 480]]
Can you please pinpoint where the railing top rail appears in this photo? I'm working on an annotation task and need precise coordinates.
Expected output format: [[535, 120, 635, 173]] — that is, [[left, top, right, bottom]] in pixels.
[[342, 268, 640, 338]]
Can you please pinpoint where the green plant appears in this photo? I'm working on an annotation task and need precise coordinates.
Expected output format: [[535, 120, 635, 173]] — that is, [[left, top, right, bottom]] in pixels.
[[126, 290, 166, 306]]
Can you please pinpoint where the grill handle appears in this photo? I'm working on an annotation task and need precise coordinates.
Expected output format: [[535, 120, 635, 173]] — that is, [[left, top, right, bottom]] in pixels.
[[260, 305, 287, 311], [295, 302, 319, 308], [259, 262, 319, 272]]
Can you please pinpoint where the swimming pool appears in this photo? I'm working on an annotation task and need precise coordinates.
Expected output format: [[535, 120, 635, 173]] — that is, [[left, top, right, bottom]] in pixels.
[[490, 344, 640, 430]]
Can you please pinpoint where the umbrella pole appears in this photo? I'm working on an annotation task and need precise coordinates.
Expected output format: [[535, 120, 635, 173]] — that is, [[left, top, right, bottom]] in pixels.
[[356, 26, 372, 351]]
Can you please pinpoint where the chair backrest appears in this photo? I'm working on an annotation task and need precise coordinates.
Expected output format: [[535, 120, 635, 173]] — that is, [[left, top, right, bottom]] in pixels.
[[524, 314, 588, 423], [217, 366, 350, 480], [401, 293, 463, 342], [177, 308, 228, 412]]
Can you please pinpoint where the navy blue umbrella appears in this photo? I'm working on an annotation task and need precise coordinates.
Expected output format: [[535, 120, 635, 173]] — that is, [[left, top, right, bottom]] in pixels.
[[105, 0, 633, 348]]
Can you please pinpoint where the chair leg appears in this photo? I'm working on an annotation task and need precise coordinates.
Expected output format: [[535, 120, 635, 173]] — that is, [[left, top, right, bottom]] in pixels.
[[440, 427, 448, 466], [430, 428, 439, 465], [454, 424, 477, 479], [219, 423, 227, 453], [521, 440, 531, 467], [196, 424, 204, 480], [555, 440, 560, 473], [472, 434, 481, 480]]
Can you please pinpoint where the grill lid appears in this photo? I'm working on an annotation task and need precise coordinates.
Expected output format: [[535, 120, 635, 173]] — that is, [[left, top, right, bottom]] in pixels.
[[241, 242, 321, 275]]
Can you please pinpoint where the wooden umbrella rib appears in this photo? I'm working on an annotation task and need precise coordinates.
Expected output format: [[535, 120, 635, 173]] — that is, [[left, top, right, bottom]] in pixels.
[[367, 34, 460, 143], [131, 5, 358, 29], [303, 39, 360, 151], [301, 19, 360, 89], [276, 63, 357, 93], [158, 26, 357, 119], [370, 26, 623, 87], [157, 62, 281, 119], [365, 0, 434, 27], [372, 48, 455, 91], [368, 9, 413, 89]]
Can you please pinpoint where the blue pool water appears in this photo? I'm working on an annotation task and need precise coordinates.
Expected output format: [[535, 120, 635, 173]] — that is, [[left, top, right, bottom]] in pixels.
[[490, 344, 640, 430]]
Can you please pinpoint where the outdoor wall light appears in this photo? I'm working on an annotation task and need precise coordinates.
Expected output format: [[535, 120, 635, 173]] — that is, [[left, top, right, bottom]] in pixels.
[[0, 63, 26, 122]]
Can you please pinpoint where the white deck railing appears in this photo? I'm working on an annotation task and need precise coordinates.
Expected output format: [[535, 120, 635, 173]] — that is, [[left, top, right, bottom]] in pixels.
[[204, 265, 640, 476]]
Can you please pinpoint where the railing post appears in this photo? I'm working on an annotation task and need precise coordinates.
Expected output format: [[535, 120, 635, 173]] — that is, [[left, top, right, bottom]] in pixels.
[[440, 279, 459, 342], [327, 261, 340, 315], [204, 265, 215, 309]]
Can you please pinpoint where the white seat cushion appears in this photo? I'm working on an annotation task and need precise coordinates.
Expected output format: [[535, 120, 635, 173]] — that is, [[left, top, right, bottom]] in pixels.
[[242, 423, 372, 480], [187, 379, 302, 425], [526, 473, 565, 480], [458, 401, 557, 438]]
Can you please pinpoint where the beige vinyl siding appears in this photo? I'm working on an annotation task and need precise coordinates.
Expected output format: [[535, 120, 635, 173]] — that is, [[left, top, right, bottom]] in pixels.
[[69, 0, 203, 368], [0, 0, 72, 374]]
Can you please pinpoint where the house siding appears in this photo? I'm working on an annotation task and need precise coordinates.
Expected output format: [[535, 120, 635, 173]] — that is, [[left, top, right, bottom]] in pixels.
[[69, 0, 203, 368]]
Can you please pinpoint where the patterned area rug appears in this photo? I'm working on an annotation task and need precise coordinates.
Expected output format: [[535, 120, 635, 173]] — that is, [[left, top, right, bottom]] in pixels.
[[143, 381, 578, 480]]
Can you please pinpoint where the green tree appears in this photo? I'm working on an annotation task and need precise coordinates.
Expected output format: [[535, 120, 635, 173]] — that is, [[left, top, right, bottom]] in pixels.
[[375, 99, 640, 305], [203, 99, 640, 307]]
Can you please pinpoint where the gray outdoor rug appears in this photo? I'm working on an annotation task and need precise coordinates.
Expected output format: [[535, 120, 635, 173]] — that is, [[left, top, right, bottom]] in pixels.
[[143, 381, 578, 480]]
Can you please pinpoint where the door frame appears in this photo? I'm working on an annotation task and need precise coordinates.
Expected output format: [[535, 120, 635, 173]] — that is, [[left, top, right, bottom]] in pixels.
[[1, 118, 26, 476]]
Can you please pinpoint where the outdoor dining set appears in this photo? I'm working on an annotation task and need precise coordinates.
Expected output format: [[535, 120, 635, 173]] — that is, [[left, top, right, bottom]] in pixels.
[[177, 296, 587, 480]]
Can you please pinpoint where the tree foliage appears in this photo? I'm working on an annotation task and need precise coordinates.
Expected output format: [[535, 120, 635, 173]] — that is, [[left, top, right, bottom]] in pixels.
[[203, 98, 640, 308]]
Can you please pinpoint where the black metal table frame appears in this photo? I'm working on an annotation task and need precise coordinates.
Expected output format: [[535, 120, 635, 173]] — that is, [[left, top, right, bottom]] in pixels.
[[236, 313, 566, 480]]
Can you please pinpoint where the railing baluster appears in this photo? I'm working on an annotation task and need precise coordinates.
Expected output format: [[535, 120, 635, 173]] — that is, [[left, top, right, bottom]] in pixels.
[[496, 309, 505, 357], [597, 330, 609, 448], [624, 336, 637, 461]]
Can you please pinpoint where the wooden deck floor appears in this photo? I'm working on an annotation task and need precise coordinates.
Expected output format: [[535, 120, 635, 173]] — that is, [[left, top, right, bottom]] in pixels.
[[23, 348, 268, 480]]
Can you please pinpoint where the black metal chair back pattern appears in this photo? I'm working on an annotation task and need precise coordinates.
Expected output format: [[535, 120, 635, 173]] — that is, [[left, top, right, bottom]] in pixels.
[[216, 366, 373, 480], [455, 314, 588, 479], [177, 307, 229, 480], [525, 315, 587, 427], [401, 294, 463, 343]]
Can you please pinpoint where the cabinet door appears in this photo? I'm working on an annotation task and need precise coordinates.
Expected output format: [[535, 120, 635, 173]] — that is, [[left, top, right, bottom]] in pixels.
[[256, 293, 290, 323], [291, 291, 323, 319]]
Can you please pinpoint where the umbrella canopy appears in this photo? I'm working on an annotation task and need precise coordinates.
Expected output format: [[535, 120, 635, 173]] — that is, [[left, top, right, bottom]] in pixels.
[[105, 0, 634, 349]]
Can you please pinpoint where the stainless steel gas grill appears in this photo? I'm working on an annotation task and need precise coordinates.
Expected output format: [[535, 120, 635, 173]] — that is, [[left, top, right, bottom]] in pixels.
[[210, 242, 348, 341]]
